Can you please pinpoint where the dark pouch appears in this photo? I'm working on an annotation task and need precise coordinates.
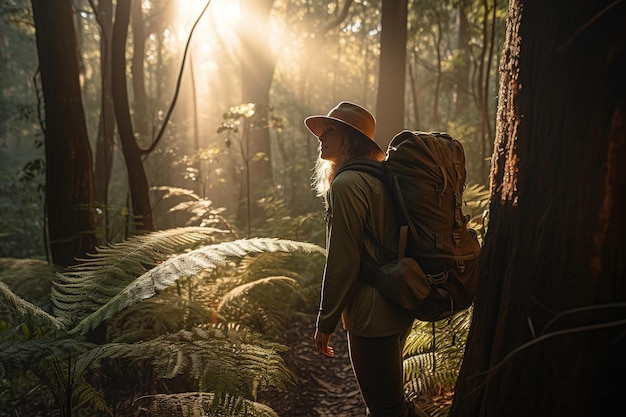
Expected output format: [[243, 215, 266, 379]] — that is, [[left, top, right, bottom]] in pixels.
[[376, 256, 431, 310]]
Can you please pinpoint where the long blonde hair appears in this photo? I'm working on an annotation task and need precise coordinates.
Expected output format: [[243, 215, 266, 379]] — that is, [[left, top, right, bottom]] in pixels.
[[312, 125, 384, 199]]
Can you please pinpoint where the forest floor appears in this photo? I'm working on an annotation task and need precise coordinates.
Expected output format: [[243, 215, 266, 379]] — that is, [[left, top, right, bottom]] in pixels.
[[257, 317, 443, 417], [258, 316, 366, 416]]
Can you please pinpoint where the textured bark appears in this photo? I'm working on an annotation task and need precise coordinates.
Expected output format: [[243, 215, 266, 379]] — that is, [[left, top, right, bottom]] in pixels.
[[131, 0, 150, 139], [93, 0, 115, 227], [450, 1, 626, 416], [111, 0, 155, 231], [375, 0, 408, 151], [31, 0, 97, 267]]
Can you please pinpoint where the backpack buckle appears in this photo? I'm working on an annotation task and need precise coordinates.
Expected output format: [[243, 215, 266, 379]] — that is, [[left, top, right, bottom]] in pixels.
[[454, 193, 463, 208], [456, 259, 466, 273], [453, 232, 461, 246]]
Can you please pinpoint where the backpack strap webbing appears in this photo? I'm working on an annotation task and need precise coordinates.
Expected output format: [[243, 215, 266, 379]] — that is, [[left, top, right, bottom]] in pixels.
[[391, 173, 420, 248]]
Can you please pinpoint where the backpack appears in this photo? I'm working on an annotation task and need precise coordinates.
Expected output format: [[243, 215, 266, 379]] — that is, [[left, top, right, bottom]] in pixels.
[[341, 130, 481, 322]]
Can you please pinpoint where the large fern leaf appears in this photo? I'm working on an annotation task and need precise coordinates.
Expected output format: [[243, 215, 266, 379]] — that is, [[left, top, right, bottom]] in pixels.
[[52, 227, 229, 326], [80, 326, 294, 392], [217, 276, 300, 337], [0, 282, 65, 333], [0, 258, 57, 312], [0, 338, 95, 377], [68, 238, 324, 335]]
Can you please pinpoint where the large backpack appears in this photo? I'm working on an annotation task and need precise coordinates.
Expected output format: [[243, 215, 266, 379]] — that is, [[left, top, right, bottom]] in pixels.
[[343, 130, 481, 321]]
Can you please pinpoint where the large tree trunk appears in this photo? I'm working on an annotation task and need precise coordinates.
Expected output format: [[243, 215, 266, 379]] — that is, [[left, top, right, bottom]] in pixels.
[[450, 1, 626, 416], [31, 0, 98, 267], [374, 0, 407, 151], [111, 0, 155, 232]]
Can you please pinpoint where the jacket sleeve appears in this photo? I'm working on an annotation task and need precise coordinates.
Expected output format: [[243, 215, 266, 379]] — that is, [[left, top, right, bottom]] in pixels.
[[316, 171, 369, 334]]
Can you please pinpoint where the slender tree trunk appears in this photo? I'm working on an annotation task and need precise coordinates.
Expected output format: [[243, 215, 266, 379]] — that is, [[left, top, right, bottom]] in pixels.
[[131, 0, 150, 139], [375, 0, 407, 151], [92, 0, 116, 242], [451, 1, 626, 416], [111, 0, 155, 231], [31, 0, 97, 267], [455, 0, 471, 116], [238, 0, 276, 226]]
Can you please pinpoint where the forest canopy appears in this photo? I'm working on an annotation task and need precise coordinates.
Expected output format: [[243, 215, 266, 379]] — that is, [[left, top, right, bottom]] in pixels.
[[0, 0, 504, 262]]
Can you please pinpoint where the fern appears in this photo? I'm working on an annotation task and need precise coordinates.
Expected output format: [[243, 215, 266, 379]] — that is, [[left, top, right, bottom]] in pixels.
[[0, 230, 324, 416], [143, 392, 279, 417], [67, 238, 324, 336], [68, 326, 295, 393], [0, 258, 57, 311], [403, 309, 473, 416], [0, 339, 95, 377], [105, 293, 214, 343], [0, 282, 65, 334], [217, 276, 300, 338], [52, 227, 228, 326]]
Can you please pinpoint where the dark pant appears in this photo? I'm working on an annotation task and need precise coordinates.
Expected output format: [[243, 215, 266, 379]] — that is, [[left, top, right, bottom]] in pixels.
[[347, 328, 411, 417]]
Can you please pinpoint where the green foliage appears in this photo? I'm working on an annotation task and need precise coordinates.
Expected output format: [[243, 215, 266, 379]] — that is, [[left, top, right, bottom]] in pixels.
[[403, 309, 473, 417], [144, 392, 279, 417], [0, 257, 57, 311], [0, 172, 45, 258], [0, 228, 325, 416]]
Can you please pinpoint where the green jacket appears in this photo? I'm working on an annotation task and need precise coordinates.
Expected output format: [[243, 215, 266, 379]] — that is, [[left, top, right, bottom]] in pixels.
[[316, 167, 414, 337]]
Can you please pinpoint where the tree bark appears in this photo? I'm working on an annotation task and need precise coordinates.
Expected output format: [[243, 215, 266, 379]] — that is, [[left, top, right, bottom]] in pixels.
[[92, 0, 116, 241], [131, 0, 150, 139], [450, 1, 626, 416], [375, 0, 407, 150], [111, 0, 155, 231], [31, 0, 98, 267]]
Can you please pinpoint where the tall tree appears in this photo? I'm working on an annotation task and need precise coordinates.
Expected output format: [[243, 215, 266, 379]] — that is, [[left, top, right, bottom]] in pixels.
[[451, 1, 626, 416], [238, 0, 276, 226], [239, 0, 276, 162], [91, 0, 116, 241], [375, 0, 408, 150], [111, 0, 156, 232], [31, 0, 98, 267]]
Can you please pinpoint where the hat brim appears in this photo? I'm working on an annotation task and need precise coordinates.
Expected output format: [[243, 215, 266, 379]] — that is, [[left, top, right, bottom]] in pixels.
[[304, 115, 383, 153]]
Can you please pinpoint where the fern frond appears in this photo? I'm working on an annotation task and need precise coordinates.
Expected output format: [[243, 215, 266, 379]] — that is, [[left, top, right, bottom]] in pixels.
[[0, 282, 65, 332], [68, 238, 324, 336], [0, 258, 57, 311], [236, 252, 292, 277], [143, 391, 278, 417], [52, 227, 228, 326], [70, 379, 113, 415], [151, 186, 201, 202], [0, 339, 95, 377], [403, 328, 434, 356], [403, 370, 459, 396], [403, 345, 465, 382], [83, 326, 294, 394], [463, 183, 490, 221], [217, 276, 300, 337], [105, 293, 213, 343]]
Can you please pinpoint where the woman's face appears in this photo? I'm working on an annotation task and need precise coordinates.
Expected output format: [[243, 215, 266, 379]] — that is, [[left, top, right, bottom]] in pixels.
[[318, 122, 346, 163]]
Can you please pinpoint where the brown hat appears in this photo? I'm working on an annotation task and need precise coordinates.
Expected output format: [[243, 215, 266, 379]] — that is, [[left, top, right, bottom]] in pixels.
[[304, 101, 382, 153]]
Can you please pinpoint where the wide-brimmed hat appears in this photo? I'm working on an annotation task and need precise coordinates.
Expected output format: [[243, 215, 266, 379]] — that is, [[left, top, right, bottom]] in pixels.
[[304, 101, 382, 153]]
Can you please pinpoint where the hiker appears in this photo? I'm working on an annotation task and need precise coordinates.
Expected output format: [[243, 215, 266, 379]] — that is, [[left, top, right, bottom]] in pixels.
[[306, 101, 414, 417]]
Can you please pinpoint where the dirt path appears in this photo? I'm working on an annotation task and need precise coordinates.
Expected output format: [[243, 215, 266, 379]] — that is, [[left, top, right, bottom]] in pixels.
[[258, 318, 366, 417]]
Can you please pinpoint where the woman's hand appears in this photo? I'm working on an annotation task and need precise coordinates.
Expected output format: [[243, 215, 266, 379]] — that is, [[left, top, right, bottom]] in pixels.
[[314, 328, 335, 357]]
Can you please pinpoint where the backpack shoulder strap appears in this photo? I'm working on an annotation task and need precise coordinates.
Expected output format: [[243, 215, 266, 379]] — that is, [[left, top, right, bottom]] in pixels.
[[335, 159, 388, 186]]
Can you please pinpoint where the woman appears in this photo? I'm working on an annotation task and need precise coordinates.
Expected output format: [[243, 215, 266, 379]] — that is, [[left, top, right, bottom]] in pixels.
[[305, 102, 415, 416]]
